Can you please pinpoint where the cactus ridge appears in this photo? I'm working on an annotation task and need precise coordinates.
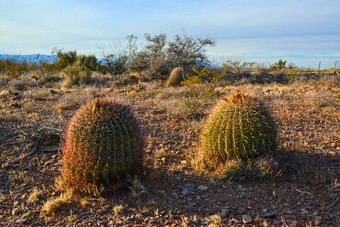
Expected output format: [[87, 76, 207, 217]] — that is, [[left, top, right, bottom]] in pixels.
[[200, 92, 276, 167], [61, 98, 145, 191]]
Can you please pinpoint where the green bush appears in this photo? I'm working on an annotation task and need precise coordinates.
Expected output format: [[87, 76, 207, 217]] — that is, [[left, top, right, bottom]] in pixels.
[[61, 63, 92, 86]]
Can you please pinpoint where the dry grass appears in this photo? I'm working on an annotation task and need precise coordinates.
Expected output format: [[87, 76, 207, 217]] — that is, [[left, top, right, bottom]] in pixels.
[[41, 191, 73, 215], [112, 204, 124, 215], [27, 187, 44, 203]]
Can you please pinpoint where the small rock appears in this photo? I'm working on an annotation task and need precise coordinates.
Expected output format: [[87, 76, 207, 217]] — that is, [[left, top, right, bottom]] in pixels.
[[13, 201, 19, 206], [273, 220, 282, 225], [231, 217, 239, 223], [197, 185, 208, 191], [331, 142, 337, 148], [181, 188, 190, 196], [221, 207, 230, 218], [242, 214, 252, 224], [263, 212, 276, 219], [237, 207, 246, 214]]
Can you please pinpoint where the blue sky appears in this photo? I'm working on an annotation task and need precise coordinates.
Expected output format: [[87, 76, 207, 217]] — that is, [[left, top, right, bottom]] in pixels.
[[1, 0, 340, 67]]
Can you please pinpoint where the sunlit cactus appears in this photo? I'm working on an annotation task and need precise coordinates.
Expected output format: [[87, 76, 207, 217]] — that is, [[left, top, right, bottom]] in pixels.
[[60, 97, 145, 192], [200, 92, 276, 168]]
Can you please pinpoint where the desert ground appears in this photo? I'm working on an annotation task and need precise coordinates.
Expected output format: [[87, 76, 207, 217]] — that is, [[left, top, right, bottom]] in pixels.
[[0, 71, 339, 226]]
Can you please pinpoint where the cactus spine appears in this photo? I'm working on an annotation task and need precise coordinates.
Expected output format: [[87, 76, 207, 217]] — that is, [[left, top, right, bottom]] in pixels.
[[200, 92, 276, 167], [60, 98, 145, 192]]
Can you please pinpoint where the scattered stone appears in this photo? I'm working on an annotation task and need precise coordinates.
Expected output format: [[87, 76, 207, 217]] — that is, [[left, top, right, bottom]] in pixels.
[[273, 220, 282, 225], [331, 142, 337, 148], [237, 207, 246, 214], [181, 188, 190, 196], [197, 185, 208, 191], [13, 201, 19, 206], [221, 207, 230, 218], [263, 212, 276, 219], [231, 217, 239, 223], [242, 214, 252, 224]]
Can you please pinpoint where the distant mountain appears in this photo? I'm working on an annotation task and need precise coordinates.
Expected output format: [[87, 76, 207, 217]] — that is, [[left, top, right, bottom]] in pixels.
[[0, 54, 58, 63]]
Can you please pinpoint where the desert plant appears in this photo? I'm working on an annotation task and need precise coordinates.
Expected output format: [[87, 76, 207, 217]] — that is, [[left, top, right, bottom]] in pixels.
[[223, 60, 255, 79], [200, 92, 276, 168], [52, 49, 77, 70], [61, 63, 92, 86], [166, 67, 185, 86], [76, 55, 99, 71], [270, 59, 287, 70], [181, 66, 228, 117], [127, 33, 214, 79], [60, 98, 145, 194]]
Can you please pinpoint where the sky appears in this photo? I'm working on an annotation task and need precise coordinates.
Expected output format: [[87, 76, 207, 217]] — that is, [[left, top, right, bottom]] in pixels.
[[1, 0, 340, 68]]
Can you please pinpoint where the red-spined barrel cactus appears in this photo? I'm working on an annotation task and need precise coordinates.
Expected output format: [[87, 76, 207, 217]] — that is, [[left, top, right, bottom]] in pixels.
[[60, 98, 145, 191], [200, 92, 276, 168]]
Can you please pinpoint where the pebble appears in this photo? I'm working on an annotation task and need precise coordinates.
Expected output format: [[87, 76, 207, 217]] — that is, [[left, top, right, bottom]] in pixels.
[[242, 214, 252, 224], [197, 185, 208, 191], [181, 188, 190, 196], [221, 207, 230, 218], [237, 207, 246, 214], [263, 212, 277, 219]]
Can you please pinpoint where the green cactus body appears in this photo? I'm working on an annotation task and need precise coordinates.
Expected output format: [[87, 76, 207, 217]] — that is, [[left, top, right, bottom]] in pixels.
[[61, 98, 145, 190], [200, 92, 276, 167]]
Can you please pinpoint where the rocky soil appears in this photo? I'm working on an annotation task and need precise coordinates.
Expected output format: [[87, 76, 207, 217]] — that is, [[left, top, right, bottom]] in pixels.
[[0, 77, 339, 226]]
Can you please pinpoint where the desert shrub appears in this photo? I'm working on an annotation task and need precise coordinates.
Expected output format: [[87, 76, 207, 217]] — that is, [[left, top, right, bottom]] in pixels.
[[98, 54, 128, 75], [166, 67, 185, 86], [181, 67, 227, 117], [0, 57, 32, 78], [127, 33, 214, 79], [222, 60, 256, 80], [199, 92, 276, 169], [60, 98, 145, 194], [0, 74, 10, 87], [52, 49, 77, 70], [75, 55, 99, 71], [270, 59, 287, 70], [249, 63, 269, 75], [61, 63, 92, 86], [283, 67, 299, 81]]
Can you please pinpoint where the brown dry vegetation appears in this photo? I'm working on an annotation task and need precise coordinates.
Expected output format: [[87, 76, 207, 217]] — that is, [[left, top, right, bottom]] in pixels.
[[0, 69, 339, 226]]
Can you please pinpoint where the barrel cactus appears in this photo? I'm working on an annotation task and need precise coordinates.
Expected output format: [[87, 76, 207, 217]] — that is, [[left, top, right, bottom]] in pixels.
[[166, 67, 185, 86], [60, 97, 145, 192], [200, 92, 276, 168]]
